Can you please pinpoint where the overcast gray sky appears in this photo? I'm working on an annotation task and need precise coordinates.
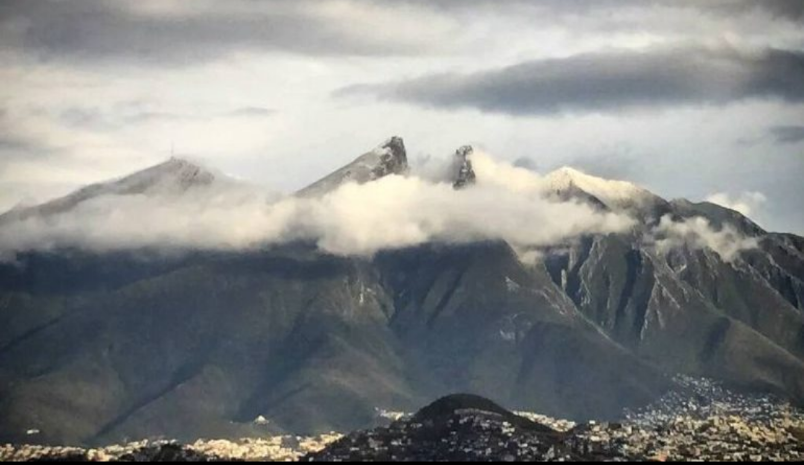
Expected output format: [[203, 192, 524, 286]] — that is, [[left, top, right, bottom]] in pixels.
[[1, 0, 803, 233]]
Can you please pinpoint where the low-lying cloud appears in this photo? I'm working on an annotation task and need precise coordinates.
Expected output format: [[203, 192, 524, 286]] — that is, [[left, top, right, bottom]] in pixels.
[[650, 215, 758, 263], [339, 46, 804, 115], [0, 153, 634, 260], [705, 191, 767, 217]]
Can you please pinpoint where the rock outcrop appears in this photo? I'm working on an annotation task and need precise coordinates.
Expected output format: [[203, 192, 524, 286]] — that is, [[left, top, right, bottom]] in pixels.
[[452, 145, 476, 189]]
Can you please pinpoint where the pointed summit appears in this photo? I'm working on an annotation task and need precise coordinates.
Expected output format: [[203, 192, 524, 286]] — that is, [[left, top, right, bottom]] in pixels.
[[370, 136, 408, 180], [452, 145, 476, 189], [297, 137, 409, 197], [65, 156, 217, 200], [145, 157, 217, 191]]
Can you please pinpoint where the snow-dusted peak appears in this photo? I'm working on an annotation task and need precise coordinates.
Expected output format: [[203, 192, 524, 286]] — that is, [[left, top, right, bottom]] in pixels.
[[544, 166, 660, 210], [297, 137, 409, 197], [121, 157, 217, 193], [0, 157, 221, 222]]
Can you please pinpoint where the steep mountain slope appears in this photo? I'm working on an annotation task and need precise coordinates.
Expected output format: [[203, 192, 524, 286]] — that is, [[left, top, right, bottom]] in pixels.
[[543, 235, 804, 400], [539, 170, 804, 403], [670, 199, 765, 237], [295, 137, 408, 197], [0, 137, 803, 448]]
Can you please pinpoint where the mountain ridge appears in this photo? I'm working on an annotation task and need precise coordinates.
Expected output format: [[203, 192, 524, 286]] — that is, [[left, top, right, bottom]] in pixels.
[[0, 157, 220, 225], [0, 136, 802, 446]]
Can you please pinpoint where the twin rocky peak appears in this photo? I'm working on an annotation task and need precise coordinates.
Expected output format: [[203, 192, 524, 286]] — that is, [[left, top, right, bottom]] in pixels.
[[0, 137, 476, 224], [296, 136, 476, 197]]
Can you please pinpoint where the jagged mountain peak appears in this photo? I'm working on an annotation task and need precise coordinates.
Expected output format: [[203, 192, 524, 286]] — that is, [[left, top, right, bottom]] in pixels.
[[383, 136, 406, 159], [370, 136, 408, 179], [3, 140, 804, 449], [296, 136, 409, 197], [452, 145, 477, 189]]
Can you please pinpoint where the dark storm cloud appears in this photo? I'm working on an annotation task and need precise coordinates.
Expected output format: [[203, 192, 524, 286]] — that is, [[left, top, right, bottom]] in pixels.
[[0, 0, 430, 65], [339, 47, 804, 115], [1, 0, 800, 68], [770, 126, 804, 144], [387, 0, 804, 21]]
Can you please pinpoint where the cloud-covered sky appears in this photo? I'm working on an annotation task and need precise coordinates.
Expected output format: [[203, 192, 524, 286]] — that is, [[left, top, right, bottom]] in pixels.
[[1, 0, 803, 233]]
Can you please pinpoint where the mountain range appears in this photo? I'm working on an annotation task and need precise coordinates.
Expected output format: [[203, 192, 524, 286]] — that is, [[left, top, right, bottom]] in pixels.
[[0, 137, 802, 446]]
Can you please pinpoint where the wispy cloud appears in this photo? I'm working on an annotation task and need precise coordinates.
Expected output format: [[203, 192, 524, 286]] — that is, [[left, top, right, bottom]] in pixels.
[[650, 215, 758, 263], [705, 191, 767, 217], [229, 107, 276, 118]]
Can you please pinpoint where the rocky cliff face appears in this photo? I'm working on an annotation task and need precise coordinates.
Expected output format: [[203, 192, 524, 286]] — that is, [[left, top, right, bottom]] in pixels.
[[452, 146, 476, 189]]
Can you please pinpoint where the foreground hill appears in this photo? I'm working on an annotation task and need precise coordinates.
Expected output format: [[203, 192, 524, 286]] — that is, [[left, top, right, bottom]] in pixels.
[[0, 137, 802, 446], [306, 384, 804, 462]]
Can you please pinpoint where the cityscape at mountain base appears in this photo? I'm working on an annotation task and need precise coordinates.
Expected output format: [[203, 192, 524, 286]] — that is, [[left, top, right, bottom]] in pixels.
[[2, 378, 803, 462]]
